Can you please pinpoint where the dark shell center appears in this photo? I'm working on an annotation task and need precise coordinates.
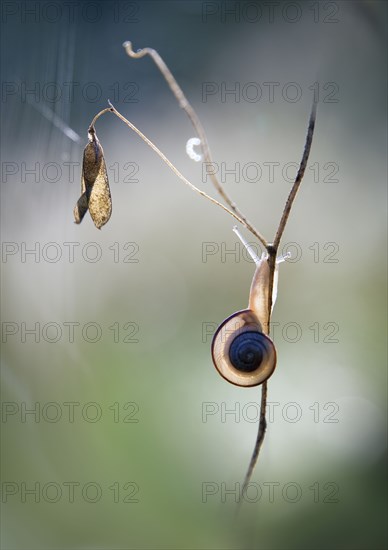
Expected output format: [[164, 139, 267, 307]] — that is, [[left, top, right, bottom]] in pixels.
[[229, 331, 265, 373]]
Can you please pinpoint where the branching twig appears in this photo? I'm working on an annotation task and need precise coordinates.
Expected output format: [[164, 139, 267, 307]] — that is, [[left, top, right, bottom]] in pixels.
[[123, 41, 267, 248], [82, 48, 318, 515], [107, 101, 253, 228], [88, 107, 113, 131]]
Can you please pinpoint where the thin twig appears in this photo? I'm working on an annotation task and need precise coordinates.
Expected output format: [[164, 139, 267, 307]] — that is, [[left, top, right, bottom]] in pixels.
[[273, 99, 317, 249], [123, 41, 267, 249], [107, 101, 252, 227], [86, 73, 318, 515], [237, 380, 268, 514], [236, 252, 275, 513], [88, 107, 113, 131], [237, 99, 317, 511]]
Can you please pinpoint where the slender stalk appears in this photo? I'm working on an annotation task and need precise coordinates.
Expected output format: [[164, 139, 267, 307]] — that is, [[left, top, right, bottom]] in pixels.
[[123, 41, 267, 249], [273, 99, 317, 249], [107, 101, 252, 228], [85, 74, 317, 514], [238, 381, 268, 507], [88, 107, 113, 131], [236, 248, 276, 513], [234, 100, 317, 512]]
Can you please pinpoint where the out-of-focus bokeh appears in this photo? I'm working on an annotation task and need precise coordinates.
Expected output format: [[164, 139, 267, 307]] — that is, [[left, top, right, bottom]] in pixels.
[[1, 1, 387, 548]]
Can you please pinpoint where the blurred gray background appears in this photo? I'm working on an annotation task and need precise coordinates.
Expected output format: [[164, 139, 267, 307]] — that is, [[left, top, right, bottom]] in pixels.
[[1, 1, 387, 549]]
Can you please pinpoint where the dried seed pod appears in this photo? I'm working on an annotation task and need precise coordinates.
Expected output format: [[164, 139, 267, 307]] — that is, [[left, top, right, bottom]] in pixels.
[[74, 127, 112, 229]]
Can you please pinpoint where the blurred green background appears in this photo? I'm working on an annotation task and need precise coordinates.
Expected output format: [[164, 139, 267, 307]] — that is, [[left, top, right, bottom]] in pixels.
[[1, 1, 387, 548]]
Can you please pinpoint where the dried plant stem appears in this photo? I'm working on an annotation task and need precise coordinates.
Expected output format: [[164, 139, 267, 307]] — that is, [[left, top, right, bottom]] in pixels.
[[237, 381, 268, 511], [86, 72, 317, 511], [107, 101, 252, 227], [236, 252, 275, 513], [88, 107, 113, 131], [273, 99, 317, 249], [123, 41, 267, 249], [237, 99, 317, 511]]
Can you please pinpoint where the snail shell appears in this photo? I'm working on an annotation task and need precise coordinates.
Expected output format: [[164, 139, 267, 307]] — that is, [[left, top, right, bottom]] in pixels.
[[211, 256, 277, 387]]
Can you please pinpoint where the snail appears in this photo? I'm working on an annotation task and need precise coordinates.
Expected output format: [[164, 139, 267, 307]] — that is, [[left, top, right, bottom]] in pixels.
[[211, 227, 289, 387]]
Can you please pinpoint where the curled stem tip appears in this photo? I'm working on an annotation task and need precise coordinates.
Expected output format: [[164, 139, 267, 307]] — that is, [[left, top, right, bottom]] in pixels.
[[89, 107, 114, 131], [123, 41, 150, 59], [122, 40, 267, 248]]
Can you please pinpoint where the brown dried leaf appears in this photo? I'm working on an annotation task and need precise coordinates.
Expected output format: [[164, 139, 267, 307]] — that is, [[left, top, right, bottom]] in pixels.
[[73, 128, 112, 229], [73, 187, 89, 225]]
